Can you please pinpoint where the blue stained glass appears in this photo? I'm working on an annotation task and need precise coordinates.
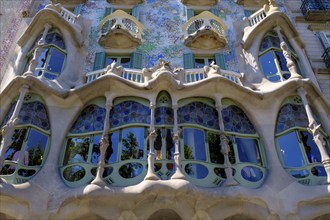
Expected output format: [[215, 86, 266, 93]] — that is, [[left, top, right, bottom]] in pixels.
[[1, 101, 50, 130], [221, 106, 256, 134], [178, 102, 219, 130], [155, 107, 174, 125], [276, 104, 308, 133], [110, 101, 150, 128], [70, 105, 106, 133]]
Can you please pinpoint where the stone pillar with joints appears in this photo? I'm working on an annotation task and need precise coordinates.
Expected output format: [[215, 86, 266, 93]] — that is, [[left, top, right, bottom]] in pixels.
[[274, 26, 301, 80], [24, 23, 52, 76], [171, 104, 186, 179], [144, 102, 160, 180], [216, 100, 239, 186], [91, 97, 113, 186], [297, 87, 330, 184], [0, 85, 29, 173]]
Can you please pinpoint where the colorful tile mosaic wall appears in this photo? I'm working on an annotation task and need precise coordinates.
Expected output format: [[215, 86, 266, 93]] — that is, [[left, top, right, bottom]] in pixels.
[[0, 0, 33, 73]]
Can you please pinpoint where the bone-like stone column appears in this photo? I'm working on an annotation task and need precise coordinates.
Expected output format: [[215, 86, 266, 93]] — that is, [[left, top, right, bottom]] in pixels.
[[0, 85, 29, 172], [274, 26, 301, 80], [144, 102, 160, 180], [297, 88, 330, 184], [24, 23, 52, 76], [171, 104, 185, 179], [91, 96, 113, 186], [216, 99, 239, 186]]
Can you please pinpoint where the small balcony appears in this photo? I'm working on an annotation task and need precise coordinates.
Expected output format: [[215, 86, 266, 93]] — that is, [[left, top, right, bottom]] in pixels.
[[106, 0, 144, 5], [300, 0, 330, 21], [182, 11, 227, 50], [98, 10, 144, 49], [322, 47, 330, 69], [181, 0, 218, 7], [51, 0, 87, 6]]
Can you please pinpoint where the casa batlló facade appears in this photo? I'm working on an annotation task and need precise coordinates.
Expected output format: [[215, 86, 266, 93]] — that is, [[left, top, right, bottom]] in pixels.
[[0, 0, 330, 219]]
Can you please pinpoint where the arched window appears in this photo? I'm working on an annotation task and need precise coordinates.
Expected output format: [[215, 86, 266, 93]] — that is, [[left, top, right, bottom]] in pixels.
[[275, 96, 329, 185], [259, 31, 301, 82], [109, 97, 150, 186], [221, 99, 265, 187], [0, 94, 50, 184], [24, 29, 66, 80], [60, 98, 106, 187], [60, 97, 150, 187], [177, 98, 265, 188], [154, 91, 174, 179]]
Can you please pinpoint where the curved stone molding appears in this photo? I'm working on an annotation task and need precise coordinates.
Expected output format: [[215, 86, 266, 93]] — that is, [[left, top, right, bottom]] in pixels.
[[17, 4, 84, 48], [181, 0, 218, 7], [98, 10, 144, 49], [51, 0, 87, 6], [242, 6, 303, 50], [106, 0, 144, 5], [182, 11, 227, 50]]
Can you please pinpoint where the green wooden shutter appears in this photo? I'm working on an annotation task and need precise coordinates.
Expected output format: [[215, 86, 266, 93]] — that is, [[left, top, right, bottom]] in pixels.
[[73, 4, 83, 15], [209, 8, 219, 17], [319, 32, 330, 49], [186, 8, 194, 20], [215, 53, 226, 69], [131, 52, 143, 69], [183, 53, 195, 69], [93, 52, 106, 70], [244, 9, 254, 17], [104, 7, 113, 18], [132, 5, 140, 21]]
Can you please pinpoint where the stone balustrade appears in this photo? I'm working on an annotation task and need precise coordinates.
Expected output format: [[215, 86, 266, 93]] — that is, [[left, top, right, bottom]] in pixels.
[[86, 66, 243, 85], [247, 8, 266, 27], [59, 6, 78, 23]]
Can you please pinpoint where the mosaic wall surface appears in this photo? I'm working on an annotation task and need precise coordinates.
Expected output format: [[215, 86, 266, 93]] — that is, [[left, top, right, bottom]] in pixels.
[[276, 103, 309, 133], [1, 0, 289, 76]]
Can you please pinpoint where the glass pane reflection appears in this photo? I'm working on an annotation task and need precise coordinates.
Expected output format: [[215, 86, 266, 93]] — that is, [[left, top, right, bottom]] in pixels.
[[300, 131, 321, 163], [236, 138, 261, 165], [259, 51, 278, 77], [64, 137, 90, 165], [25, 129, 48, 166], [121, 128, 144, 160], [183, 128, 206, 161], [277, 132, 305, 168]]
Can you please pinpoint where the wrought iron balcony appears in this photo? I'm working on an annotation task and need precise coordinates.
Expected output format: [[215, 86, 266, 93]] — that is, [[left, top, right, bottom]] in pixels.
[[106, 0, 144, 5], [98, 10, 144, 49], [182, 11, 227, 50], [322, 47, 330, 69], [181, 0, 218, 7], [300, 0, 330, 21]]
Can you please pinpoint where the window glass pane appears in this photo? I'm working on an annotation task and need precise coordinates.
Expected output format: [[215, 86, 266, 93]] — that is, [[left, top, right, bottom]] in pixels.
[[91, 135, 102, 165], [25, 129, 48, 166], [43, 72, 58, 80], [45, 33, 54, 44], [154, 129, 162, 160], [208, 132, 224, 164], [277, 132, 305, 168], [121, 127, 144, 160], [63, 137, 90, 165], [46, 48, 65, 74], [36, 48, 49, 69], [5, 129, 27, 161], [300, 131, 322, 163], [120, 58, 131, 68], [207, 58, 214, 66], [53, 33, 65, 50], [165, 129, 174, 160], [259, 51, 278, 77], [106, 57, 117, 66], [183, 128, 206, 161], [195, 59, 205, 68], [236, 137, 262, 165], [107, 131, 119, 163], [275, 51, 289, 72]]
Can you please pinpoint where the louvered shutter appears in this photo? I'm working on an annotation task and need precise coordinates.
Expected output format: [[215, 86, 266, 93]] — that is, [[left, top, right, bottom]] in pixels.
[[209, 8, 219, 17], [93, 52, 106, 70], [73, 4, 83, 15], [132, 5, 140, 21], [319, 32, 330, 49], [183, 53, 195, 69], [186, 8, 195, 20], [131, 52, 143, 69], [215, 53, 226, 69]]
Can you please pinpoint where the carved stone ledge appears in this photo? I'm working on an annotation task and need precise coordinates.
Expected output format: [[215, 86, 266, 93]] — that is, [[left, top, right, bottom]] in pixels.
[[99, 29, 142, 49], [181, 0, 218, 7], [184, 30, 226, 50], [106, 0, 144, 5]]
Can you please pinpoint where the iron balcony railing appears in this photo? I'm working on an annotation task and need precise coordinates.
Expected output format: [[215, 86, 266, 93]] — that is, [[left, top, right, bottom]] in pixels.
[[322, 47, 330, 69], [300, 0, 330, 20]]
